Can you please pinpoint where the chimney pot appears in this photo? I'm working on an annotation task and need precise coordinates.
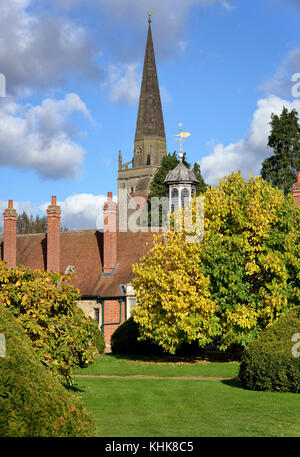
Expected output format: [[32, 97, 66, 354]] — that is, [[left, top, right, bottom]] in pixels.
[[103, 192, 117, 275], [297, 171, 300, 184], [47, 196, 61, 272], [3, 201, 17, 268]]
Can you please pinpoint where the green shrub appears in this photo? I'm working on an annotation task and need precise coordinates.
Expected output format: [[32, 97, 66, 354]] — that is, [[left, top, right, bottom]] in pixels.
[[111, 318, 232, 358], [0, 262, 99, 385], [133, 174, 300, 353], [0, 304, 97, 437], [111, 318, 242, 358], [91, 326, 105, 355], [176, 340, 243, 360], [239, 306, 300, 392], [111, 317, 164, 355]]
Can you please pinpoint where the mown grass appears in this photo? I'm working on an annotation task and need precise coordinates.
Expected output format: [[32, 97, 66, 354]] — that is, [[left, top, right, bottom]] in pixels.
[[73, 354, 239, 378], [73, 355, 300, 437], [74, 377, 300, 437]]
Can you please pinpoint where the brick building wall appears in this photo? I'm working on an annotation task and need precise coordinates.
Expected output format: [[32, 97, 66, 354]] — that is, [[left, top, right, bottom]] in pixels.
[[292, 172, 300, 206], [3, 200, 17, 268], [46, 196, 61, 272], [103, 192, 117, 275], [79, 297, 126, 345], [103, 299, 126, 345]]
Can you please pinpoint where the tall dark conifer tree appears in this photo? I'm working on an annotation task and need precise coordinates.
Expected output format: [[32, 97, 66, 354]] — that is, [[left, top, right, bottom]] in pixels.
[[261, 107, 300, 194], [16, 212, 68, 234]]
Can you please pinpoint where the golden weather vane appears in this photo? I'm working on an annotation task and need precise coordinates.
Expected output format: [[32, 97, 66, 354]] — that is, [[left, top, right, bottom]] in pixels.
[[174, 123, 191, 161], [148, 11, 154, 23]]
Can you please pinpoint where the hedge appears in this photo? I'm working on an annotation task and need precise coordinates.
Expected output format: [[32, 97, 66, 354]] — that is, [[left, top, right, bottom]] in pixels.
[[239, 306, 300, 393], [0, 304, 97, 437], [111, 317, 164, 355], [111, 317, 241, 359], [90, 325, 105, 356]]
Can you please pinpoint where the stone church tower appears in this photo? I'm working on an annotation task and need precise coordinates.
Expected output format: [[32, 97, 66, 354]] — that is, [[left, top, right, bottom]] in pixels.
[[118, 17, 167, 197]]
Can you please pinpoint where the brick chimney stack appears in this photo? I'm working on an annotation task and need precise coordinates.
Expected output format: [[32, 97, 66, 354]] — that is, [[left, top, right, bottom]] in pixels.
[[46, 195, 61, 272], [103, 192, 117, 275], [3, 200, 17, 268], [292, 172, 300, 207]]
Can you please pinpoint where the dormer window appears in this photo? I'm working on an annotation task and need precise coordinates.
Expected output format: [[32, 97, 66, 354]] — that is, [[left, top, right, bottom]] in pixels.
[[65, 265, 75, 275]]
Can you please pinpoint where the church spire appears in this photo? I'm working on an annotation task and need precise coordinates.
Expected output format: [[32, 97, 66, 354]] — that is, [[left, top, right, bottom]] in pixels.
[[133, 16, 166, 167], [118, 17, 167, 198]]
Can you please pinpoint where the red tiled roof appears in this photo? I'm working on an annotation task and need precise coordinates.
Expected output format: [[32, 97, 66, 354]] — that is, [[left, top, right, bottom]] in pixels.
[[96, 230, 158, 296], [0, 229, 159, 297]]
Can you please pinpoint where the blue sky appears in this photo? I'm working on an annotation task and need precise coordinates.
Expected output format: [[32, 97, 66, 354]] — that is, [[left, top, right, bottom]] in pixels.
[[0, 0, 300, 230]]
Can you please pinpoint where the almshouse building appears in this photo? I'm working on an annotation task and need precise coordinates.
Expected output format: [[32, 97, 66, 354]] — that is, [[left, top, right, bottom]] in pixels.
[[0, 18, 168, 346], [1, 19, 300, 345]]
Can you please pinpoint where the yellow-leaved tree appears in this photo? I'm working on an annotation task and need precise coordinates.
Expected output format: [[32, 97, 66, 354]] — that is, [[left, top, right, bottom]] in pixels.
[[132, 173, 300, 353], [132, 226, 220, 353]]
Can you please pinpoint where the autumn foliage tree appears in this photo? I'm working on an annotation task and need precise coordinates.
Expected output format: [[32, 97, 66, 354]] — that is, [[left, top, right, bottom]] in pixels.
[[199, 173, 299, 348], [132, 229, 219, 353], [0, 262, 100, 385], [132, 173, 300, 353]]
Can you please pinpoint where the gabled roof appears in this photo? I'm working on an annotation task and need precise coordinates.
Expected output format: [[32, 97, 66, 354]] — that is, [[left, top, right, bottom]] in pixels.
[[0, 229, 158, 297], [93, 230, 159, 297]]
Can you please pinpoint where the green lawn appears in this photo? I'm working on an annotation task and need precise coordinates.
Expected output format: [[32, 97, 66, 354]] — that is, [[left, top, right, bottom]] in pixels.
[[73, 355, 300, 437], [73, 354, 239, 378]]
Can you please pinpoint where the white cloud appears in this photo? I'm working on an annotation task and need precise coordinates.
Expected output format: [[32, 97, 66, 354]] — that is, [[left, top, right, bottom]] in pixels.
[[178, 41, 188, 53], [262, 47, 300, 98], [0, 0, 234, 109], [104, 62, 172, 106], [0, 193, 117, 232], [220, 0, 235, 11], [0, 199, 43, 234], [200, 95, 300, 185], [0, 0, 233, 105], [0, 93, 92, 179], [41, 193, 118, 230], [94, 0, 233, 61], [0, 0, 232, 93], [0, 0, 101, 96], [104, 63, 141, 105], [0, 200, 38, 218], [160, 86, 173, 105], [94, 0, 227, 105], [56, 193, 109, 230]]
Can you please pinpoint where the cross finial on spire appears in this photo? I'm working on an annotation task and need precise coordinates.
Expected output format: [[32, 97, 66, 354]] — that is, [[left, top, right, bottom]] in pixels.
[[148, 12, 154, 23]]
